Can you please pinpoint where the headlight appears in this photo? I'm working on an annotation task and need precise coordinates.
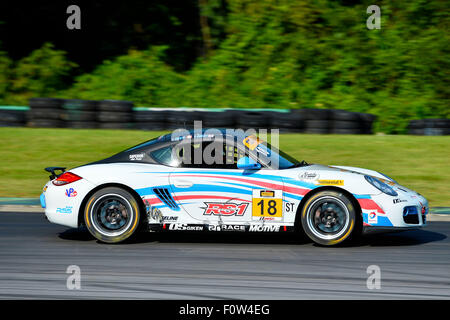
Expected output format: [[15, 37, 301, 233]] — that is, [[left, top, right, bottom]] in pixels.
[[364, 175, 398, 196]]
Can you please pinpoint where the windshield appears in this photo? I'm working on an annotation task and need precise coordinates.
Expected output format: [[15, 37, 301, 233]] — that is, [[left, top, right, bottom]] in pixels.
[[260, 141, 307, 169], [241, 134, 307, 169]]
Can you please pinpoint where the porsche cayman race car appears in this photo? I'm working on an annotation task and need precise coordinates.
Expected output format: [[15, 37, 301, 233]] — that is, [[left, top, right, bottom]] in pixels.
[[40, 129, 428, 245]]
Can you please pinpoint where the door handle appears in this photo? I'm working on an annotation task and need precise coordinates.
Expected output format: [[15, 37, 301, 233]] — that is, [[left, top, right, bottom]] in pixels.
[[173, 180, 193, 188]]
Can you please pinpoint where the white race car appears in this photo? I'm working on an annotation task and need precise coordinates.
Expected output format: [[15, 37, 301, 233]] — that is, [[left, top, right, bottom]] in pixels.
[[41, 129, 428, 245]]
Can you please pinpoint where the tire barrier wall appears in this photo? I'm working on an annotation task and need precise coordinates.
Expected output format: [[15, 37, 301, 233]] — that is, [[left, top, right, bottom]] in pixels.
[[0, 106, 27, 127], [5, 97, 447, 135], [408, 119, 450, 136]]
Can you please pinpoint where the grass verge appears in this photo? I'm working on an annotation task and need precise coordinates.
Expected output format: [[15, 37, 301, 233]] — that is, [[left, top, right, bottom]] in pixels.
[[0, 128, 448, 206]]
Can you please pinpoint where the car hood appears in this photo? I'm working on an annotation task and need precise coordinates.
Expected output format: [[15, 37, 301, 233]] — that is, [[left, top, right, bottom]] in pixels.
[[295, 164, 391, 181]]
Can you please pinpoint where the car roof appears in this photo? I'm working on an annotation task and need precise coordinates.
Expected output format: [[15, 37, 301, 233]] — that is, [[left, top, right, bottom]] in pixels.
[[127, 128, 257, 152], [159, 128, 250, 142]]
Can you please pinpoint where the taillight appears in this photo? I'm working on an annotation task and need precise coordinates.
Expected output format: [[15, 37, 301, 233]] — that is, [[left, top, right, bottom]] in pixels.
[[52, 172, 82, 186]]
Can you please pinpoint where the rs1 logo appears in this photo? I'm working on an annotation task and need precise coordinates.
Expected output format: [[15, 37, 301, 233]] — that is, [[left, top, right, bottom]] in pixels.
[[65, 188, 77, 197], [203, 202, 249, 216]]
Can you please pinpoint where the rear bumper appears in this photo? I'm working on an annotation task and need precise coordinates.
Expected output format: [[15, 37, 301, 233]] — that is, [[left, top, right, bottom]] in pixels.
[[42, 178, 96, 228]]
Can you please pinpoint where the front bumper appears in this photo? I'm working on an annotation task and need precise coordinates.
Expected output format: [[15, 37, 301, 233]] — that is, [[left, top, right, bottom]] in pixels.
[[357, 189, 428, 231]]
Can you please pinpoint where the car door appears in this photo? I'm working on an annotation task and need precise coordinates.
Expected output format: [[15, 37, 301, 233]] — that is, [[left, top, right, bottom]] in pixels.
[[168, 139, 285, 225]]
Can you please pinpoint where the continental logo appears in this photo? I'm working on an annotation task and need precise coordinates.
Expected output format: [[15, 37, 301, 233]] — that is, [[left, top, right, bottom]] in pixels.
[[316, 179, 344, 186]]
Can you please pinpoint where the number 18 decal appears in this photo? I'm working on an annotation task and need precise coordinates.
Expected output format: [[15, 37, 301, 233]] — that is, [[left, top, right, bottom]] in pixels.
[[252, 189, 283, 221]]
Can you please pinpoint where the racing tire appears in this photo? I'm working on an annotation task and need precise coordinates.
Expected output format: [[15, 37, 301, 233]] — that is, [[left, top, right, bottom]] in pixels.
[[201, 111, 235, 128], [300, 190, 357, 246], [27, 119, 63, 128], [296, 108, 331, 120], [62, 99, 98, 112], [29, 98, 64, 109], [98, 111, 133, 123], [27, 108, 62, 120], [236, 111, 272, 129], [133, 109, 169, 122], [167, 110, 204, 129], [135, 122, 166, 131], [330, 110, 360, 121], [98, 100, 134, 112], [330, 128, 362, 134], [0, 110, 26, 123], [98, 122, 135, 129], [331, 120, 360, 130], [84, 187, 141, 243], [269, 110, 305, 132], [61, 110, 97, 122], [64, 121, 98, 129], [0, 121, 23, 127]]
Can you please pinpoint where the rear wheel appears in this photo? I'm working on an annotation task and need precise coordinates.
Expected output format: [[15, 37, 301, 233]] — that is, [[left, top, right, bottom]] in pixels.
[[84, 187, 140, 243], [301, 190, 357, 246]]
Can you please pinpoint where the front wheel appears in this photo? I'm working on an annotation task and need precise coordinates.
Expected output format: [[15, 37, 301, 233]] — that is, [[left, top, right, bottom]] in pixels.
[[301, 190, 357, 246], [84, 187, 141, 243]]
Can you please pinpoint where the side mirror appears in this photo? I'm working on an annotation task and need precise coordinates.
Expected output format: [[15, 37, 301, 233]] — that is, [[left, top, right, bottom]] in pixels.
[[237, 157, 261, 170]]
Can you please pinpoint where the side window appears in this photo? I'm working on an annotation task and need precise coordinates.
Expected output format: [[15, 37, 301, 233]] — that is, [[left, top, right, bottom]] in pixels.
[[224, 143, 247, 168], [173, 140, 247, 169], [150, 145, 181, 167]]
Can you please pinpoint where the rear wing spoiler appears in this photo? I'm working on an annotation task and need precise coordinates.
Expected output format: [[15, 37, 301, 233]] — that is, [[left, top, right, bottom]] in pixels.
[[45, 167, 66, 180]]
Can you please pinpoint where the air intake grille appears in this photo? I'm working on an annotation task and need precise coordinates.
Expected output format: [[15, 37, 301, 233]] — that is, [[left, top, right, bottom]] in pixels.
[[153, 188, 179, 210], [403, 206, 419, 224]]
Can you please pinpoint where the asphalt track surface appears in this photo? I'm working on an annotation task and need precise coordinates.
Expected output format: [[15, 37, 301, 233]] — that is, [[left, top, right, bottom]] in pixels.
[[0, 211, 449, 299]]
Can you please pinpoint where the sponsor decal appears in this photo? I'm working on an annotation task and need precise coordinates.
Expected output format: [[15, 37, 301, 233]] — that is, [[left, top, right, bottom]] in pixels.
[[65, 187, 77, 197], [393, 198, 407, 204], [298, 172, 319, 180], [171, 133, 214, 141], [208, 225, 246, 232], [257, 217, 276, 221], [316, 180, 344, 186], [168, 224, 204, 231], [43, 185, 48, 193], [249, 225, 280, 232], [255, 145, 270, 157], [56, 206, 73, 214], [252, 189, 283, 221], [260, 190, 274, 197], [419, 201, 428, 216], [243, 135, 262, 150], [368, 211, 378, 224], [202, 202, 249, 216], [162, 216, 178, 222], [129, 153, 144, 161], [285, 202, 295, 213]]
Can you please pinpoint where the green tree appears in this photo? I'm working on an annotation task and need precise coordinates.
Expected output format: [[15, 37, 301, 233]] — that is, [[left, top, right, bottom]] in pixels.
[[65, 47, 184, 107], [7, 43, 76, 105]]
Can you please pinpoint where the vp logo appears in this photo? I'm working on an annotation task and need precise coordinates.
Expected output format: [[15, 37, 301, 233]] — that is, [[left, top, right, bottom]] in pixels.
[[65, 188, 77, 197]]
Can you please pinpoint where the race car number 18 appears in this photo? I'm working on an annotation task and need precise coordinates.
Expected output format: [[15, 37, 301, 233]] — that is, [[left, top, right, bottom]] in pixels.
[[252, 189, 283, 221]]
